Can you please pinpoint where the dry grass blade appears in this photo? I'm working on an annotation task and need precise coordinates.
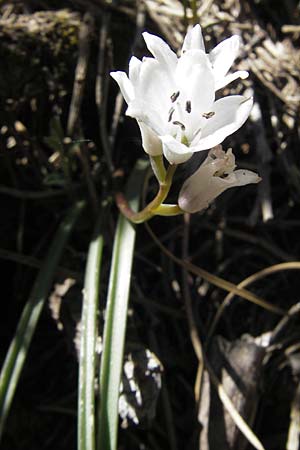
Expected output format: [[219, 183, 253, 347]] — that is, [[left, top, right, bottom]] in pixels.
[[205, 357, 266, 450], [286, 382, 300, 450], [181, 213, 204, 403], [145, 223, 286, 316], [177, 215, 266, 450], [208, 262, 300, 341]]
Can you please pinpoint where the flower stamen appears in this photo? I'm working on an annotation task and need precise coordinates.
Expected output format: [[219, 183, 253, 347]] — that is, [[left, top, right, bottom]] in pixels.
[[185, 101, 192, 113], [173, 121, 186, 131], [168, 107, 175, 122], [202, 111, 215, 119], [170, 91, 180, 102]]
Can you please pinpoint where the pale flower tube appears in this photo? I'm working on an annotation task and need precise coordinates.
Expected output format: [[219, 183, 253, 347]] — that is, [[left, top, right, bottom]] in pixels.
[[178, 145, 261, 213], [111, 26, 252, 165]]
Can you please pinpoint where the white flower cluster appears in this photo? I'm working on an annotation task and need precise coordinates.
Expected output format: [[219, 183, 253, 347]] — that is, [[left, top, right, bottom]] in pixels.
[[111, 25, 260, 214]]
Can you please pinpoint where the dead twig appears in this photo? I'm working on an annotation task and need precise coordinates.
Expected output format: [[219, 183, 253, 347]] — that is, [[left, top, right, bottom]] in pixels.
[[249, 100, 274, 223], [67, 11, 94, 137], [109, 1, 146, 152], [0, 247, 82, 281], [181, 213, 204, 403], [0, 185, 79, 199], [96, 10, 114, 172], [66, 11, 99, 213]]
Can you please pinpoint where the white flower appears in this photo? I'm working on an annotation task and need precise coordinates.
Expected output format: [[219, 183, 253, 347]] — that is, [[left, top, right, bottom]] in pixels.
[[178, 145, 261, 213], [182, 24, 249, 90], [111, 26, 252, 165]]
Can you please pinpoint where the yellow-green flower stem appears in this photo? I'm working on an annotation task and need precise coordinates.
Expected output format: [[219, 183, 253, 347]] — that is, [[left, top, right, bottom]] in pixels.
[[154, 204, 183, 216], [115, 164, 177, 223], [150, 155, 167, 183], [190, 0, 198, 24]]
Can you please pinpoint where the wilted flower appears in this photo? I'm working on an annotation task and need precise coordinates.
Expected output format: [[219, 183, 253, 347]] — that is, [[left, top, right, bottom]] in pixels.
[[178, 145, 261, 213], [111, 25, 252, 165]]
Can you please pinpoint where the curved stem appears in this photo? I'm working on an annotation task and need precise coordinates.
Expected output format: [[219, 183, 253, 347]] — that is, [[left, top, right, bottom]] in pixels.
[[115, 164, 177, 223], [150, 155, 166, 183], [154, 204, 183, 217]]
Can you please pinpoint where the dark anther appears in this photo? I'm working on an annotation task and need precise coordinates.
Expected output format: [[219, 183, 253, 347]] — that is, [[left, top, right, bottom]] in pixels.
[[173, 121, 185, 130], [202, 111, 215, 119], [168, 107, 175, 122], [219, 173, 229, 179], [185, 101, 191, 113], [171, 91, 180, 102]]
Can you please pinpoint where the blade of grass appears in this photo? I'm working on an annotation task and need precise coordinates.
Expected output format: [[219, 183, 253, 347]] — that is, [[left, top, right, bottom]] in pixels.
[[145, 223, 285, 316], [205, 357, 266, 450], [207, 261, 300, 341], [78, 213, 105, 450], [97, 159, 148, 450], [0, 200, 85, 441]]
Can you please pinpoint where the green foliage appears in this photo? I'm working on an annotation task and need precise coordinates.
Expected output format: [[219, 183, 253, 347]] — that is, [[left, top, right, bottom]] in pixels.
[[0, 200, 85, 441], [97, 160, 148, 450]]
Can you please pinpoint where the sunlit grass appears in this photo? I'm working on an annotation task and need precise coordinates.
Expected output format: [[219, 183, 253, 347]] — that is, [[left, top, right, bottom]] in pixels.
[[78, 213, 104, 450], [97, 160, 148, 450]]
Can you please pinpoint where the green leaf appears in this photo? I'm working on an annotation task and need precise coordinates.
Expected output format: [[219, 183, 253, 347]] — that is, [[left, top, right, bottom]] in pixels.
[[97, 159, 148, 450], [0, 200, 85, 441], [78, 213, 104, 450]]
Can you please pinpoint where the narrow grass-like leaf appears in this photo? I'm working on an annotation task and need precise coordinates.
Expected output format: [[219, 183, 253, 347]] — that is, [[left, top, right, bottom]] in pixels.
[[78, 214, 104, 450], [0, 200, 85, 440], [145, 223, 285, 316], [97, 159, 148, 450]]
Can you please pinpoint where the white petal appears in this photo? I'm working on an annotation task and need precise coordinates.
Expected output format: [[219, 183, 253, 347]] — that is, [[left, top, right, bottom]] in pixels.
[[178, 166, 260, 213], [134, 57, 174, 120], [110, 71, 134, 104], [192, 96, 253, 150], [178, 158, 224, 212], [129, 56, 142, 85], [227, 169, 261, 186], [175, 50, 215, 113], [137, 121, 163, 156], [215, 70, 249, 91], [142, 32, 177, 73], [160, 135, 193, 164], [126, 100, 164, 136], [182, 24, 205, 54], [209, 35, 242, 80]]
